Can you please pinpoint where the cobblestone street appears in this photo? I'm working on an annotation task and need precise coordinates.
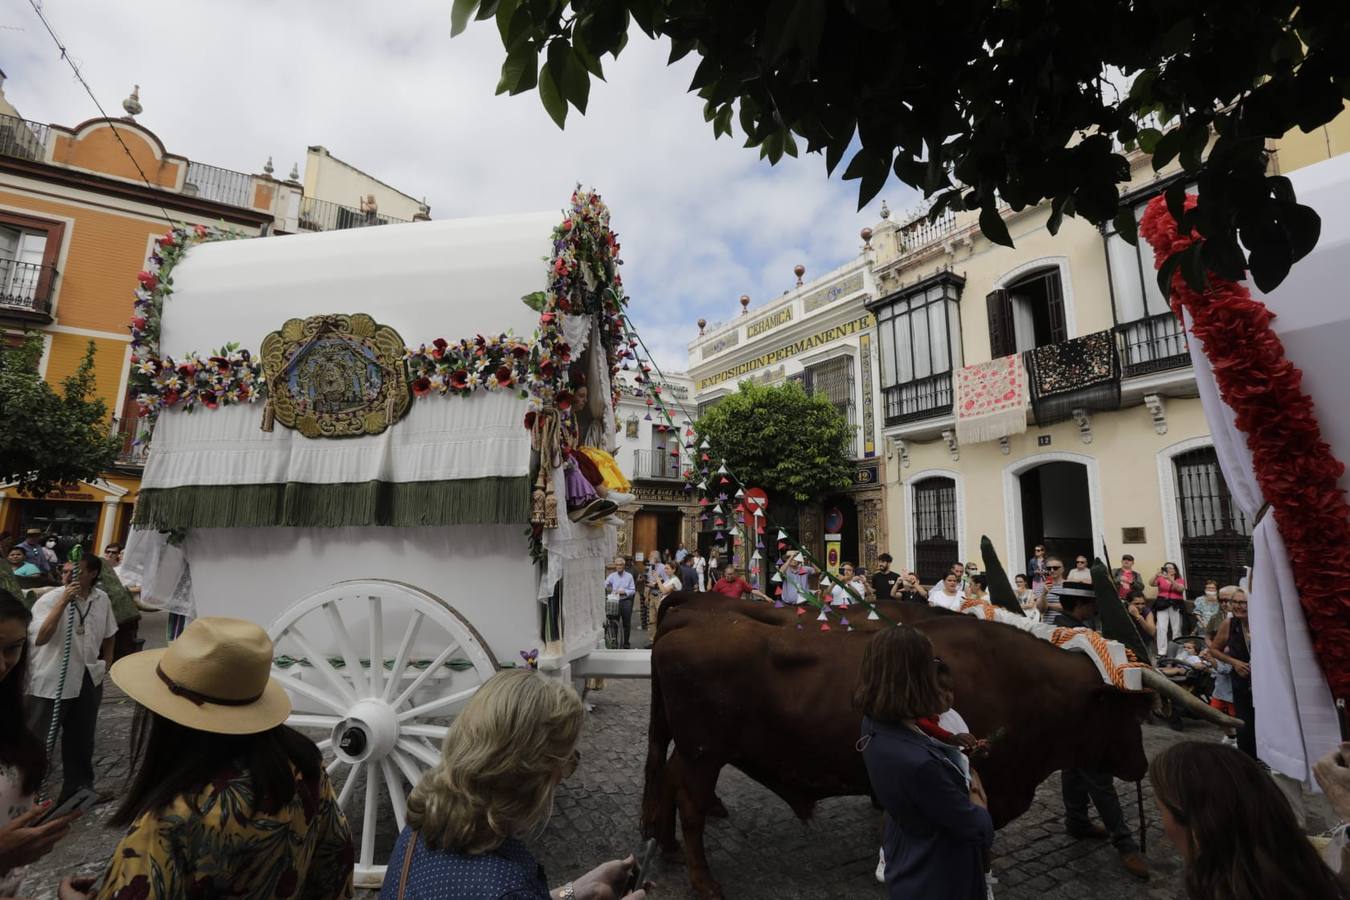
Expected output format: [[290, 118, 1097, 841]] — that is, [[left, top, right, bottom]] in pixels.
[[23, 615, 1329, 900]]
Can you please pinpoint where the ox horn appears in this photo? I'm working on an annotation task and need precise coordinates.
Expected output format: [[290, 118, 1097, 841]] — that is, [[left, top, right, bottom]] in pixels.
[[1138, 667, 1244, 730]]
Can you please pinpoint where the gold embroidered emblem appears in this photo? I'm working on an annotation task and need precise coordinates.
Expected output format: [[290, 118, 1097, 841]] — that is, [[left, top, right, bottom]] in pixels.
[[260, 314, 409, 438]]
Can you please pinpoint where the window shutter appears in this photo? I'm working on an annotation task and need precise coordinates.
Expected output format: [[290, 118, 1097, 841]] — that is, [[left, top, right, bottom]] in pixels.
[[985, 288, 1014, 358], [1046, 273, 1068, 344]]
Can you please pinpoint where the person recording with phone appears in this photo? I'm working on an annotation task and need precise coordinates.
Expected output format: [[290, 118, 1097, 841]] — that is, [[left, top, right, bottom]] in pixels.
[[27, 556, 117, 806], [0, 589, 82, 897]]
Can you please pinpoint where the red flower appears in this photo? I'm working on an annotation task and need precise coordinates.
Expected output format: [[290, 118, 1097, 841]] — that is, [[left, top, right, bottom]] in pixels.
[[495, 366, 513, 386], [555, 390, 574, 411], [511, 342, 529, 358], [449, 369, 469, 390], [162, 389, 180, 405], [540, 312, 556, 325], [201, 391, 218, 409], [431, 337, 448, 360], [137, 271, 158, 290], [523, 410, 537, 430], [193, 224, 208, 238], [538, 359, 555, 380], [411, 376, 432, 396], [554, 258, 569, 275], [178, 363, 197, 378], [159, 231, 176, 249], [130, 316, 147, 331], [556, 342, 572, 364]]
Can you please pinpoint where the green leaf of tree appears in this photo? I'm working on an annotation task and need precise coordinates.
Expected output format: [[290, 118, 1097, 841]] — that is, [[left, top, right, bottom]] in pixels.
[[538, 62, 568, 128], [979, 203, 1014, 248], [450, 0, 480, 37]]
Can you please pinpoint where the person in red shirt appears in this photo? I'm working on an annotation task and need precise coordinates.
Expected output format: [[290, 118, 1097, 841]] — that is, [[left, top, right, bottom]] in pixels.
[[710, 566, 770, 602]]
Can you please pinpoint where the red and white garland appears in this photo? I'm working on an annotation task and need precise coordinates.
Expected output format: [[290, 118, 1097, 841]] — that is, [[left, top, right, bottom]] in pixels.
[[1140, 195, 1350, 701]]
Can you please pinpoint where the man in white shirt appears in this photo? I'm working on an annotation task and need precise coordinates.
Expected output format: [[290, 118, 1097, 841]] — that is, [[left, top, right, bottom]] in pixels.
[[27, 555, 118, 803], [604, 557, 638, 649]]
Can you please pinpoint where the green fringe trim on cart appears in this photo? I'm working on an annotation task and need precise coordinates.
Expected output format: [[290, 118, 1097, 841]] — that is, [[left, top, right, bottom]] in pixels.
[[273, 655, 476, 672], [133, 477, 531, 530]]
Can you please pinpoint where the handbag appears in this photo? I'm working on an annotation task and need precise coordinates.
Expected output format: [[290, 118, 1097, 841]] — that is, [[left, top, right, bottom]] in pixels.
[[395, 831, 417, 900]]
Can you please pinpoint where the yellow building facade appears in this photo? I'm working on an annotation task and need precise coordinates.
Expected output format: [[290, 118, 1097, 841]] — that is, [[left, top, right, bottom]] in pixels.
[[0, 96, 427, 553]]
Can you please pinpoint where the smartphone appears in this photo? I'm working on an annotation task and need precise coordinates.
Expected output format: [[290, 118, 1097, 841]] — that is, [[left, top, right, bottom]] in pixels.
[[624, 838, 658, 893], [34, 786, 98, 825]]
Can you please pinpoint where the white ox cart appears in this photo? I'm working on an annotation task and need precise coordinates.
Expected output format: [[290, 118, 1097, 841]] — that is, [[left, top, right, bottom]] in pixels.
[[123, 195, 649, 886]]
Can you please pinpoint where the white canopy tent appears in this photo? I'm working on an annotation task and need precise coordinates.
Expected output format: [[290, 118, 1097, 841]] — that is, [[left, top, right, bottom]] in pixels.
[[1184, 151, 1348, 786]]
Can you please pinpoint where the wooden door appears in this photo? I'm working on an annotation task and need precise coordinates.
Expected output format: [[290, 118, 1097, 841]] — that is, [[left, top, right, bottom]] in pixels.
[[633, 511, 659, 559]]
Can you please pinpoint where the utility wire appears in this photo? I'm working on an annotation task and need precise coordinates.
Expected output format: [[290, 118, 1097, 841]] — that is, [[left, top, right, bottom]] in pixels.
[[25, 0, 182, 230]]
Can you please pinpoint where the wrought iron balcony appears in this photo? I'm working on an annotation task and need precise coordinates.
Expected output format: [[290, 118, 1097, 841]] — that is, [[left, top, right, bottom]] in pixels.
[[1115, 311, 1190, 377], [114, 414, 147, 468], [183, 161, 254, 208], [297, 196, 410, 232], [0, 113, 49, 162], [0, 259, 56, 318], [883, 371, 953, 426], [632, 448, 683, 481]]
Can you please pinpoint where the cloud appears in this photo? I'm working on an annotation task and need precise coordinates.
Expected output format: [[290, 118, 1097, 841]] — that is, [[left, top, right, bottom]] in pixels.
[[3, 0, 917, 370]]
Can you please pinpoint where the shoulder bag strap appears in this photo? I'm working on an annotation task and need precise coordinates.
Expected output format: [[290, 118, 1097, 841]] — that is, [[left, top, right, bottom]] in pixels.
[[396, 831, 418, 900]]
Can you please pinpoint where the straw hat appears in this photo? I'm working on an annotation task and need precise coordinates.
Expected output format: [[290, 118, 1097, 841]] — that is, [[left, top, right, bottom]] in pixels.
[[111, 617, 291, 734]]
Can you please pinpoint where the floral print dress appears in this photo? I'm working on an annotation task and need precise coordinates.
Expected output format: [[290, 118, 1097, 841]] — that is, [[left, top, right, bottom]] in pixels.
[[96, 761, 353, 900]]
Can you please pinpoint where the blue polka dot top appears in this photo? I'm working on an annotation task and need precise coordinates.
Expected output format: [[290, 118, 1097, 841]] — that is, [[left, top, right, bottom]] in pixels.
[[379, 826, 551, 900]]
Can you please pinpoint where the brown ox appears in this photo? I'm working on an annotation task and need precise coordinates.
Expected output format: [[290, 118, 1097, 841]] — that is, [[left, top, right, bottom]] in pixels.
[[641, 593, 1158, 899]]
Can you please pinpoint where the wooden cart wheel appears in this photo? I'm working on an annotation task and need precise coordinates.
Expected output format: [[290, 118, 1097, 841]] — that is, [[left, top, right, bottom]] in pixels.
[[266, 579, 498, 888]]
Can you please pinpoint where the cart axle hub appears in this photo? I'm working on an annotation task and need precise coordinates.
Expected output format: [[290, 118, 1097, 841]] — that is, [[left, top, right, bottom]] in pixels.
[[332, 699, 399, 763]]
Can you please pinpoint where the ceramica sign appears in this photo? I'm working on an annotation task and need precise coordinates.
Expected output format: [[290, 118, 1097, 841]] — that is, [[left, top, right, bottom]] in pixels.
[[746, 307, 793, 339], [696, 314, 875, 390]]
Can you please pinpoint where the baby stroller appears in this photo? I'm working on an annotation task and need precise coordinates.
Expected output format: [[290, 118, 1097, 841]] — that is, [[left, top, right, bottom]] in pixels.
[[1154, 634, 1216, 729]]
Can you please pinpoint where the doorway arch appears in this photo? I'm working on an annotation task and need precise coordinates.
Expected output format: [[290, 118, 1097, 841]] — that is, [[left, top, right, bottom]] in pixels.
[[1003, 451, 1105, 574]]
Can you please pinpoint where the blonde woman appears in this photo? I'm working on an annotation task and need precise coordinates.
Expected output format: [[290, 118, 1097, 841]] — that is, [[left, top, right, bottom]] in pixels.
[[384, 670, 645, 900]]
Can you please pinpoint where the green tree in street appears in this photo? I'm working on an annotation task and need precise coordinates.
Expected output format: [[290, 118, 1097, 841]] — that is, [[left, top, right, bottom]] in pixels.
[[453, 0, 1347, 292], [696, 380, 853, 503], [0, 334, 120, 498]]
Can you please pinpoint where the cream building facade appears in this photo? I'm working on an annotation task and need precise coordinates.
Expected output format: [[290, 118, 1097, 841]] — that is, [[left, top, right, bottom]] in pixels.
[[687, 259, 887, 573], [872, 123, 1350, 590], [687, 112, 1350, 592]]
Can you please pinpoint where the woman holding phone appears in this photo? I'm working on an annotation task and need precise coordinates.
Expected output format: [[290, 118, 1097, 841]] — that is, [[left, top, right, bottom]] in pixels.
[[0, 589, 80, 896]]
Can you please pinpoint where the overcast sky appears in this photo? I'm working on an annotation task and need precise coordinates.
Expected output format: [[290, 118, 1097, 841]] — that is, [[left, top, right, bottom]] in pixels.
[[2, 0, 913, 372]]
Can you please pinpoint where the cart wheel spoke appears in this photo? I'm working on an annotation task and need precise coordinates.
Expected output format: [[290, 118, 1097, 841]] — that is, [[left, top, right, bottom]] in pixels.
[[368, 595, 384, 697], [283, 625, 358, 706], [382, 610, 424, 703], [326, 754, 349, 777], [398, 685, 479, 722], [323, 601, 367, 693], [288, 714, 342, 730], [272, 668, 350, 715], [390, 643, 462, 711], [381, 760, 407, 833], [337, 760, 364, 809], [389, 748, 424, 789], [360, 764, 379, 866], [396, 738, 441, 769], [399, 723, 449, 740]]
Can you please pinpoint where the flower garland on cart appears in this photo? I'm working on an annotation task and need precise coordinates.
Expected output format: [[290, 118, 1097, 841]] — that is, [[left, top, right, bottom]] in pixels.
[[126, 189, 631, 455], [1140, 194, 1350, 701]]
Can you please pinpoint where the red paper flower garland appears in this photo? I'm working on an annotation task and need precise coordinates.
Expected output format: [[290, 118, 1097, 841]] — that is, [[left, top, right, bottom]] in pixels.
[[1140, 195, 1350, 701]]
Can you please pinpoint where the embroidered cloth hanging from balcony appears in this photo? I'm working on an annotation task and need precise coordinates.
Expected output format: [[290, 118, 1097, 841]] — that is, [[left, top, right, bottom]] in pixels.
[[1025, 329, 1122, 426], [954, 354, 1028, 445]]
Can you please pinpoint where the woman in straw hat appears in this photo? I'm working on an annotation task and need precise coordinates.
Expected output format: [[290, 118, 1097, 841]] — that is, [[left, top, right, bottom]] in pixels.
[[57, 617, 354, 900], [381, 669, 646, 900]]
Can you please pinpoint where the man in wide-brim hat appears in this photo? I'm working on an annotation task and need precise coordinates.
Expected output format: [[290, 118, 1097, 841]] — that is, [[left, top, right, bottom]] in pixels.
[[1048, 578, 1150, 882]]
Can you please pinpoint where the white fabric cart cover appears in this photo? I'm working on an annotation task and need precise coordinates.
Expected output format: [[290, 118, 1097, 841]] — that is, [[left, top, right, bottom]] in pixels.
[[136, 213, 554, 529], [1185, 153, 1347, 786]]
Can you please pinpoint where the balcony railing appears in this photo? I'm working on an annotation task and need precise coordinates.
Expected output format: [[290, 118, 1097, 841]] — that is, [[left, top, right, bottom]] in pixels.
[[298, 196, 410, 232], [0, 114, 49, 162], [115, 414, 148, 467], [183, 161, 254, 208], [1115, 311, 1190, 377], [632, 448, 683, 481], [0, 259, 55, 317], [883, 371, 954, 426]]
